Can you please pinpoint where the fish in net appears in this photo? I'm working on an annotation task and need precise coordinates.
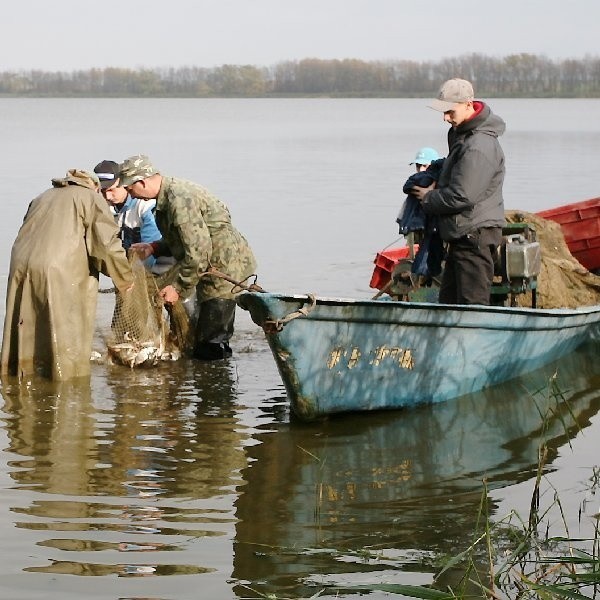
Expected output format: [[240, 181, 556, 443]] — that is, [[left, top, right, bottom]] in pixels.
[[106, 255, 193, 367]]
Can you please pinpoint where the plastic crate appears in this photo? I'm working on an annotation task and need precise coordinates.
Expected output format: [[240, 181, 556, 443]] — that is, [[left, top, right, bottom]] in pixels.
[[369, 246, 416, 290], [537, 196, 600, 271]]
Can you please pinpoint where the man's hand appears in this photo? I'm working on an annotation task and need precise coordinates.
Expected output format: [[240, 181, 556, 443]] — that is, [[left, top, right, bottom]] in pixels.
[[411, 182, 436, 201], [159, 285, 179, 304], [129, 242, 154, 260]]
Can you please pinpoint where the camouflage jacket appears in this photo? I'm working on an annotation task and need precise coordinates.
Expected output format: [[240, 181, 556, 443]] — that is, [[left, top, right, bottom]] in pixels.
[[153, 177, 257, 300]]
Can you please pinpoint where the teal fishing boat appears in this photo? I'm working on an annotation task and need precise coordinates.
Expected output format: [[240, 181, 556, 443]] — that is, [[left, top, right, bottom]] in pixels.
[[237, 292, 600, 421]]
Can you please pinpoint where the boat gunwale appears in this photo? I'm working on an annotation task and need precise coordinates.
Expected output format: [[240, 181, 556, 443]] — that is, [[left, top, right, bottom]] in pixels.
[[241, 292, 600, 318]]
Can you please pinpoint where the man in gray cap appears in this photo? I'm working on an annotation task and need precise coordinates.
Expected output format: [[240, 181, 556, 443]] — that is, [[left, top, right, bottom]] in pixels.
[[121, 154, 257, 360], [411, 78, 506, 305]]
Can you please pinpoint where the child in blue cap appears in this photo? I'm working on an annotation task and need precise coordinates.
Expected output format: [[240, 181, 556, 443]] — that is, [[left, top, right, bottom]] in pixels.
[[409, 147, 440, 172], [396, 147, 445, 278]]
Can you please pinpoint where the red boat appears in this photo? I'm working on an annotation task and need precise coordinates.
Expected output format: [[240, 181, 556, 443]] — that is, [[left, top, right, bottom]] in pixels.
[[537, 196, 600, 273]]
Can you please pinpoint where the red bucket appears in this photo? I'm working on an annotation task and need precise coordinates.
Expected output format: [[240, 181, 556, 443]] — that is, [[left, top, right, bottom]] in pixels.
[[369, 246, 416, 290]]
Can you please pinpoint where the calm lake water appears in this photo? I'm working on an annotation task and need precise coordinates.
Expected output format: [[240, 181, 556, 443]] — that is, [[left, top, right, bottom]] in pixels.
[[0, 98, 599, 599]]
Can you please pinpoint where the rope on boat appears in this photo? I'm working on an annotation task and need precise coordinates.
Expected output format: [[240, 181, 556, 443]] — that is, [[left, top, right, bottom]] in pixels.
[[101, 267, 266, 296], [199, 267, 266, 294], [263, 294, 317, 333], [200, 268, 316, 333]]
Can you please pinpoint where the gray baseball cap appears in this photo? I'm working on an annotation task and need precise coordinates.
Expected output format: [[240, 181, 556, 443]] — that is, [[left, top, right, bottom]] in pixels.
[[429, 78, 474, 112]]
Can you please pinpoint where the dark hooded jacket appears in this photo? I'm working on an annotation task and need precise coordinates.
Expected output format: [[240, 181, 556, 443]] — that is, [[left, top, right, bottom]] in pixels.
[[421, 102, 506, 241], [397, 158, 445, 234], [396, 159, 445, 278]]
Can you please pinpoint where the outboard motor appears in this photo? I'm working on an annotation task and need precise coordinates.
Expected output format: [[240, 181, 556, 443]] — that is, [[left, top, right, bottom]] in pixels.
[[493, 223, 541, 307]]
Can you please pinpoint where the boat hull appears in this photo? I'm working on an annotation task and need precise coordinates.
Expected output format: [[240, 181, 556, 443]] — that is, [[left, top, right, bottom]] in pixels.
[[238, 292, 600, 421]]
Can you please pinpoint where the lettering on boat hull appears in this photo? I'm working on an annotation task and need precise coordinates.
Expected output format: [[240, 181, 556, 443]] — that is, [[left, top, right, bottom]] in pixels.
[[327, 345, 415, 370]]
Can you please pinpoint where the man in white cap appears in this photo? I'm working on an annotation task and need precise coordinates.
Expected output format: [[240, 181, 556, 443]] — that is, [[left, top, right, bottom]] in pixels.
[[411, 78, 506, 305]]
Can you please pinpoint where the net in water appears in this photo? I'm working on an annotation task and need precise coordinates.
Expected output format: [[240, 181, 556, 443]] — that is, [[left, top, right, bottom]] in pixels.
[[106, 256, 192, 367]]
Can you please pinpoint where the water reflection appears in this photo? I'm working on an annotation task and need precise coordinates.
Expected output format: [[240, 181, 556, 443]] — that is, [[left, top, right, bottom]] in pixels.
[[0, 360, 246, 591], [232, 344, 600, 598], [1, 342, 600, 598]]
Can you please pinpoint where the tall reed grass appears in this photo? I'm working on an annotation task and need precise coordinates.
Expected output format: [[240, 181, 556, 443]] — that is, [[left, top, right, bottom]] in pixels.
[[352, 373, 600, 599]]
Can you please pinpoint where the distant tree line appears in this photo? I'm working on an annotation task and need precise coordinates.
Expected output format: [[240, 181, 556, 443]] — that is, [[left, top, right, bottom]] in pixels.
[[1, 53, 600, 97]]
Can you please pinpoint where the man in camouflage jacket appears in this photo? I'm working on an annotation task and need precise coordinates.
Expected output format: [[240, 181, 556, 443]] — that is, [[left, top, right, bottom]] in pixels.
[[122, 154, 257, 360]]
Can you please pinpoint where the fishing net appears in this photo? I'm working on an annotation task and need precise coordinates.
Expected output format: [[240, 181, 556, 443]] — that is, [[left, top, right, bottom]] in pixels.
[[106, 255, 193, 367], [506, 211, 600, 309]]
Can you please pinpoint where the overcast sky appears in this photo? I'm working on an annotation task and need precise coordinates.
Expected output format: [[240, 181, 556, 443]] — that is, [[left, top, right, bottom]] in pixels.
[[2, 0, 598, 71]]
